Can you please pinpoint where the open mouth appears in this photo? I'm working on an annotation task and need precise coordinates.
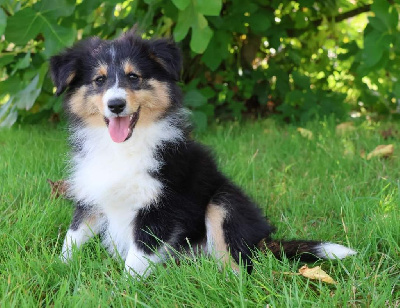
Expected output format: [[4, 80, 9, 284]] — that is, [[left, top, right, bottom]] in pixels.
[[104, 107, 140, 143]]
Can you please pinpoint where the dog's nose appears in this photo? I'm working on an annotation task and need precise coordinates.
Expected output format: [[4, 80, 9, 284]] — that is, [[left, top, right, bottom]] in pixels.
[[108, 99, 126, 114]]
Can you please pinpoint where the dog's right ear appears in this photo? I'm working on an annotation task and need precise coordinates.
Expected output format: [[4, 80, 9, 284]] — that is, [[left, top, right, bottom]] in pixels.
[[50, 50, 78, 96], [50, 37, 102, 96]]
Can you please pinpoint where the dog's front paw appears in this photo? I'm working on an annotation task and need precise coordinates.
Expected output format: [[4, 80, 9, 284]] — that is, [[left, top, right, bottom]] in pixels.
[[60, 245, 73, 263], [124, 262, 151, 280]]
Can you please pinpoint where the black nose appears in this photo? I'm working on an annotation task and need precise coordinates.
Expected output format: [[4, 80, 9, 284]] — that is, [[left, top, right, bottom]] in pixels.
[[108, 99, 126, 114]]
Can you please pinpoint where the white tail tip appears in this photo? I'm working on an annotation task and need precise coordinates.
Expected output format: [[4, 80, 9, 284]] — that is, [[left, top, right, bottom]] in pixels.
[[316, 242, 357, 259]]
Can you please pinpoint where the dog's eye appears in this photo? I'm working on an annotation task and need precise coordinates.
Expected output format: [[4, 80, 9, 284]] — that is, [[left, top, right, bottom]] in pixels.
[[127, 73, 139, 81], [94, 76, 106, 86]]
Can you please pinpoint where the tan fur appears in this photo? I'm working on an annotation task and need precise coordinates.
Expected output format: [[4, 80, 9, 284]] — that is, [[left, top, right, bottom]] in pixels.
[[66, 72, 76, 85], [126, 79, 171, 127], [123, 60, 139, 75], [68, 74, 170, 128], [206, 204, 239, 271], [95, 63, 108, 77], [68, 86, 104, 127]]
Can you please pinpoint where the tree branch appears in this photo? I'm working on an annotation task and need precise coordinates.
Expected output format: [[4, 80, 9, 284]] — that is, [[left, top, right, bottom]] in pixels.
[[313, 3, 371, 28], [287, 3, 372, 37]]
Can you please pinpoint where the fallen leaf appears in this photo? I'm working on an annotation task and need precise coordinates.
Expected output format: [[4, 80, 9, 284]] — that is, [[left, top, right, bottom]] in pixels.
[[336, 122, 355, 135], [366, 144, 394, 160], [298, 265, 337, 284], [47, 179, 69, 199], [297, 127, 313, 140]]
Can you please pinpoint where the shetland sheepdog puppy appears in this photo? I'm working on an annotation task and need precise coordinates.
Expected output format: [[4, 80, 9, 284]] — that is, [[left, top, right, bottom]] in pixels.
[[50, 29, 356, 277]]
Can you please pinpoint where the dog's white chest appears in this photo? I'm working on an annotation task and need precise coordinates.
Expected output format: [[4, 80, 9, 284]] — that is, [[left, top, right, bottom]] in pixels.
[[69, 127, 163, 211], [102, 206, 137, 259]]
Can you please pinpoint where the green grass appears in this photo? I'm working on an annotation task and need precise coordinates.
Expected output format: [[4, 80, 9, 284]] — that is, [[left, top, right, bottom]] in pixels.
[[1, 119, 399, 307]]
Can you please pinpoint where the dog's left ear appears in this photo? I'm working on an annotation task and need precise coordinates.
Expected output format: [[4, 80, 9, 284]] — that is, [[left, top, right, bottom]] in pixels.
[[50, 50, 78, 96], [149, 39, 182, 81], [50, 37, 102, 96]]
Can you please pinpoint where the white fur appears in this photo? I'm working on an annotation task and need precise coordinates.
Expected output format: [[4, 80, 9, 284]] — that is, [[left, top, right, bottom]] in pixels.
[[61, 222, 103, 261], [102, 78, 127, 118], [205, 217, 215, 256], [316, 242, 357, 259], [125, 244, 163, 277], [68, 117, 183, 260], [110, 45, 116, 61]]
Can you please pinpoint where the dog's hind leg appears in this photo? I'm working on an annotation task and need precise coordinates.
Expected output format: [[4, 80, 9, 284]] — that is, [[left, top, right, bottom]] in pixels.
[[206, 182, 275, 273], [205, 204, 240, 272], [61, 204, 104, 262]]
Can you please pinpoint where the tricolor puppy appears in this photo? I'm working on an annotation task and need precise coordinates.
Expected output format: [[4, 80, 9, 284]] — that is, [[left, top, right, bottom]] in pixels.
[[50, 29, 356, 277]]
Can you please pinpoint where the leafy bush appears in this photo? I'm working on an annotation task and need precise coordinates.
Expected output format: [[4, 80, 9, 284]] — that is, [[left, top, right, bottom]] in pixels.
[[1, 0, 400, 129]]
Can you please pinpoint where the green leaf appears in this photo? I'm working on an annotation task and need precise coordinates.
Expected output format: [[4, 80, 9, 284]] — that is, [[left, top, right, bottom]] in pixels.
[[184, 89, 207, 107], [191, 25, 213, 53], [276, 70, 290, 96], [174, 7, 192, 41], [42, 23, 76, 58], [33, 0, 75, 18], [249, 10, 272, 33], [0, 75, 24, 95], [393, 83, 400, 99], [12, 74, 42, 110], [371, 0, 390, 23], [201, 30, 230, 70], [11, 52, 31, 74], [294, 11, 308, 29], [143, 0, 161, 4], [173, 2, 213, 53], [171, 0, 190, 11], [190, 14, 213, 53], [388, 7, 399, 30], [292, 71, 310, 89], [196, 0, 222, 16], [0, 98, 17, 127], [0, 54, 14, 67], [370, 0, 399, 31], [12, 63, 47, 111], [0, 8, 6, 36], [363, 30, 391, 67], [368, 16, 387, 32], [5, 8, 44, 45]]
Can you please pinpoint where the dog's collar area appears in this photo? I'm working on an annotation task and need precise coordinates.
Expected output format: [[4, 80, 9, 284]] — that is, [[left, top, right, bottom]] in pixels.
[[104, 107, 140, 143]]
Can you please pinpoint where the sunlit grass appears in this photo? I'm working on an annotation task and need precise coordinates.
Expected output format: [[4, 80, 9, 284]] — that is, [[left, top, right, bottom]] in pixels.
[[0, 119, 399, 306]]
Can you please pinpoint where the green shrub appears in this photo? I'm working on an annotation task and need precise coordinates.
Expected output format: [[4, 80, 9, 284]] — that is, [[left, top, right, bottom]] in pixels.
[[1, 0, 400, 129]]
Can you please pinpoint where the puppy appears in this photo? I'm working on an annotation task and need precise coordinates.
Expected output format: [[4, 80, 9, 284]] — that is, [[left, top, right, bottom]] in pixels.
[[50, 29, 356, 277]]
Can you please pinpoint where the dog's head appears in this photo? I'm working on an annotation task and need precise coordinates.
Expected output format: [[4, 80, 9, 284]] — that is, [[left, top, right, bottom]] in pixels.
[[50, 29, 182, 143]]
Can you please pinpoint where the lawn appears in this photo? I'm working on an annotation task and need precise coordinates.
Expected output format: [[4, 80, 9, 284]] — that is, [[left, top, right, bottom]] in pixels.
[[0, 119, 399, 307]]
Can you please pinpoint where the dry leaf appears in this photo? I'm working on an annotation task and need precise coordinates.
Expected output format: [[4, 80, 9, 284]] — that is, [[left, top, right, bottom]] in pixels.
[[297, 127, 313, 140], [336, 122, 355, 135], [47, 179, 69, 199], [366, 144, 394, 160], [298, 265, 337, 285]]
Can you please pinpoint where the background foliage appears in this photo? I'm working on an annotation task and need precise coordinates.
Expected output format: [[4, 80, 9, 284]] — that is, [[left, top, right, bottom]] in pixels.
[[1, 0, 400, 129]]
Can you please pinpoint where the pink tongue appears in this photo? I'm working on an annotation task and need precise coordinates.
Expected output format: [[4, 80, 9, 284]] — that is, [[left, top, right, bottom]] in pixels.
[[108, 116, 130, 143]]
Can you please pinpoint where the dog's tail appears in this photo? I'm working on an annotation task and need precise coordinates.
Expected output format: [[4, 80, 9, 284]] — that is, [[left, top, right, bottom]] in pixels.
[[257, 239, 357, 261]]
